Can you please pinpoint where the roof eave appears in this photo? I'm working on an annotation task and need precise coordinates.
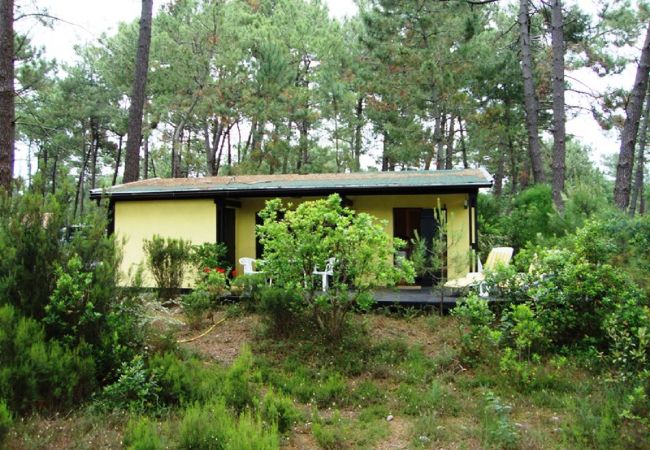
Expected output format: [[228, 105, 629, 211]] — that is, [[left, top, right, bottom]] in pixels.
[[89, 182, 493, 201]]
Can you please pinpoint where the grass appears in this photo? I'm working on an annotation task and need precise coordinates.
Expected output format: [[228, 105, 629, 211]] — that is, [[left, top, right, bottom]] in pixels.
[[5, 308, 649, 449]]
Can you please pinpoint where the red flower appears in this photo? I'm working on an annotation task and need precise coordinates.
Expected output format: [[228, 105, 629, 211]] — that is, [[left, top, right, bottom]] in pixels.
[[231, 269, 237, 277], [203, 267, 211, 273], [216, 267, 226, 274]]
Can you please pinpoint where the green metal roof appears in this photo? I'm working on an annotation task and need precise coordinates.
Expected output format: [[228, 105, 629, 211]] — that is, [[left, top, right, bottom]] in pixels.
[[90, 169, 493, 200]]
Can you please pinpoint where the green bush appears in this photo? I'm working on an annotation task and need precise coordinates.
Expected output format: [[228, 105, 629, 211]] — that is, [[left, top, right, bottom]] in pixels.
[[258, 287, 302, 337], [182, 288, 213, 329], [143, 235, 192, 299], [179, 401, 230, 449], [481, 391, 519, 449], [0, 304, 97, 413], [123, 416, 164, 450], [0, 399, 12, 447], [502, 185, 560, 250], [451, 294, 501, 363], [43, 255, 99, 346], [150, 352, 225, 405], [226, 411, 279, 450], [224, 347, 258, 413], [178, 401, 279, 450], [100, 356, 160, 412], [259, 389, 299, 433], [191, 242, 229, 273], [257, 194, 414, 340]]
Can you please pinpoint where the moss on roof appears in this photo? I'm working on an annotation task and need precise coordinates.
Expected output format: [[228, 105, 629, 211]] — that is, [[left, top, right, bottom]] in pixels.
[[90, 169, 492, 200]]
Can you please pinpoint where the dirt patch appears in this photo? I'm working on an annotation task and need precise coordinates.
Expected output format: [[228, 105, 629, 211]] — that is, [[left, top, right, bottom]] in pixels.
[[366, 314, 458, 359], [177, 313, 260, 364], [282, 423, 318, 449], [374, 416, 412, 450]]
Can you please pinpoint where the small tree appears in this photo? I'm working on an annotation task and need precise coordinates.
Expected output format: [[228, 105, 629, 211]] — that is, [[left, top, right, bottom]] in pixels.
[[257, 194, 414, 340], [143, 235, 192, 299]]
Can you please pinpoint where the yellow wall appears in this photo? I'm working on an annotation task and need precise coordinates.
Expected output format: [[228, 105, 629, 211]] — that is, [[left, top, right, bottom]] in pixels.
[[114, 199, 216, 288], [234, 193, 472, 280], [113, 193, 474, 288]]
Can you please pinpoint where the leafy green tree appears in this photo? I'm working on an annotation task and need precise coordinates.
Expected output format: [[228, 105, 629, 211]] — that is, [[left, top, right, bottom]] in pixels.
[[257, 194, 414, 339]]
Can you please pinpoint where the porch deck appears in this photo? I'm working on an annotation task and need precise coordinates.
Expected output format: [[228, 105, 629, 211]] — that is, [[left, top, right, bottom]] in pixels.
[[372, 287, 464, 308]]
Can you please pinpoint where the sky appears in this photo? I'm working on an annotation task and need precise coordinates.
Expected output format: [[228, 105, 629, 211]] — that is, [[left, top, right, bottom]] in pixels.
[[13, 0, 634, 177]]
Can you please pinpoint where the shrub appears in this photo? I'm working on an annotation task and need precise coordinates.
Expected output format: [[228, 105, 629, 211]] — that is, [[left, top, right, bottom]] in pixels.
[[191, 242, 229, 273], [0, 399, 12, 447], [0, 304, 97, 413], [312, 421, 345, 449], [259, 389, 299, 433], [123, 416, 164, 450], [150, 352, 225, 405], [501, 185, 564, 250], [258, 287, 302, 337], [143, 235, 192, 299], [179, 401, 279, 450], [100, 356, 160, 412], [182, 288, 213, 329], [226, 411, 279, 450], [43, 255, 99, 346], [481, 391, 519, 449], [179, 401, 230, 449], [257, 194, 414, 340], [451, 294, 501, 363], [224, 347, 258, 413]]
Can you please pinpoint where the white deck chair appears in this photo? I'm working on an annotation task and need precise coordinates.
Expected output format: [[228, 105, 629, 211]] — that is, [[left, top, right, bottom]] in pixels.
[[313, 257, 336, 292], [444, 247, 514, 297], [239, 257, 263, 276]]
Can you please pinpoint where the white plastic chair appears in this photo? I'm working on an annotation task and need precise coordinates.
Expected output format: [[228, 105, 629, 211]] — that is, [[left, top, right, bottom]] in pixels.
[[239, 257, 263, 275], [313, 257, 336, 292], [444, 247, 514, 297]]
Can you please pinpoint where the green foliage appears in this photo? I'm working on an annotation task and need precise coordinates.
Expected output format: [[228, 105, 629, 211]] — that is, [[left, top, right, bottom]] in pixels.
[[178, 401, 230, 450], [257, 194, 414, 340], [182, 288, 213, 329], [0, 304, 97, 413], [258, 389, 299, 433], [480, 391, 519, 449], [502, 185, 561, 250], [191, 242, 229, 273], [0, 399, 12, 447], [224, 347, 258, 413], [123, 416, 164, 450], [451, 294, 501, 363], [149, 352, 223, 406], [143, 235, 192, 299], [179, 401, 279, 450], [44, 255, 100, 346], [258, 287, 302, 337], [100, 356, 160, 412], [312, 421, 345, 450]]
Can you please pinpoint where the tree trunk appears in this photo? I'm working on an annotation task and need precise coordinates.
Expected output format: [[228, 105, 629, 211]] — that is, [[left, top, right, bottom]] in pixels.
[[436, 113, 446, 170], [458, 117, 469, 169], [89, 125, 99, 190], [143, 135, 149, 179], [494, 150, 505, 196], [630, 86, 650, 216], [74, 131, 92, 220], [445, 115, 455, 169], [381, 130, 390, 171], [551, 0, 566, 211], [518, 0, 545, 183], [112, 134, 123, 185], [123, 0, 153, 183], [353, 96, 363, 171], [614, 20, 650, 209], [0, 0, 15, 193]]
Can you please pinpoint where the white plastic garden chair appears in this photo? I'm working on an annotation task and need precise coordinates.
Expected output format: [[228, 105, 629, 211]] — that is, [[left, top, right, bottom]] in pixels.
[[313, 257, 336, 292], [444, 247, 514, 297]]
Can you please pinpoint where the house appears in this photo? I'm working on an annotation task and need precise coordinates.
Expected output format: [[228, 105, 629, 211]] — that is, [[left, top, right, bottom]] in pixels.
[[89, 169, 493, 287]]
